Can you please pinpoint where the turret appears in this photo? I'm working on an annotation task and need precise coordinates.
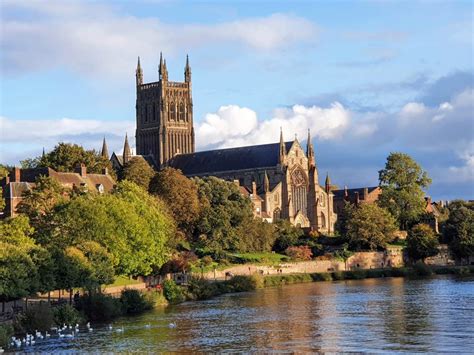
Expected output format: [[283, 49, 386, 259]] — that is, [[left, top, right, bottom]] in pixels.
[[123, 133, 132, 164], [101, 137, 109, 159], [279, 128, 286, 165], [136, 56, 143, 87], [184, 54, 191, 83], [325, 172, 331, 193], [159, 52, 168, 81], [307, 129, 315, 167], [264, 171, 270, 193]]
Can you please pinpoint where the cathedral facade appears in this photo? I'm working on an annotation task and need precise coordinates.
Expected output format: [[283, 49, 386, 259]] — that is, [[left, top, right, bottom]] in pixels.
[[134, 55, 336, 234]]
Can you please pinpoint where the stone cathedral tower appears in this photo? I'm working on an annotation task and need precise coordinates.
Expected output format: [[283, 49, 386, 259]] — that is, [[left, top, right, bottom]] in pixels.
[[135, 53, 195, 167]]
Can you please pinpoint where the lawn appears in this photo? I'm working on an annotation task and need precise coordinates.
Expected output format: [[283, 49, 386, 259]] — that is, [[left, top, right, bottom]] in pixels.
[[106, 275, 143, 287], [229, 252, 288, 265]]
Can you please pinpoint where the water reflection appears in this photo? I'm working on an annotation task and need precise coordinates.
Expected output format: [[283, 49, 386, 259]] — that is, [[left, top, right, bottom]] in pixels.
[[15, 275, 474, 353]]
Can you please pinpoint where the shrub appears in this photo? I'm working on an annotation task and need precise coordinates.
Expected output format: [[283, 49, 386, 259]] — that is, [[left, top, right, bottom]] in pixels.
[[285, 246, 313, 261], [53, 304, 83, 326], [14, 303, 54, 334], [225, 275, 258, 292], [187, 278, 221, 300], [311, 272, 333, 281], [163, 280, 185, 304], [331, 271, 345, 280], [389, 267, 411, 277], [365, 269, 385, 278], [76, 293, 122, 321], [412, 261, 433, 277], [346, 270, 367, 280], [0, 324, 13, 348], [120, 289, 153, 315]]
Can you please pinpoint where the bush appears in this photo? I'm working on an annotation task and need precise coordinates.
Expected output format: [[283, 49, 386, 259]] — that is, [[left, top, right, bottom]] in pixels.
[[285, 246, 313, 261], [163, 280, 185, 304], [346, 270, 368, 280], [53, 304, 83, 326], [311, 272, 333, 281], [331, 271, 345, 280], [14, 304, 54, 334], [0, 324, 13, 348], [120, 289, 153, 314], [187, 278, 221, 300], [224, 275, 258, 292], [412, 261, 433, 277], [76, 293, 122, 321]]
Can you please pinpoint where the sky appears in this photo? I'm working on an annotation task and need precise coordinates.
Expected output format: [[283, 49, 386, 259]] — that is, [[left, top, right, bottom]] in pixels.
[[0, 0, 473, 200]]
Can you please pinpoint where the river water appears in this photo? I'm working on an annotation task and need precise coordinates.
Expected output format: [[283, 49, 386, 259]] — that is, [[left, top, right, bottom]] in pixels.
[[13, 275, 474, 353]]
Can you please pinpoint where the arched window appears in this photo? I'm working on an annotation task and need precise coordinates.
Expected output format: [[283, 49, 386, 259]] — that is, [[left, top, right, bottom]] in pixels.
[[170, 102, 176, 120], [321, 212, 326, 229], [179, 103, 185, 120], [291, 168, 308, 216]]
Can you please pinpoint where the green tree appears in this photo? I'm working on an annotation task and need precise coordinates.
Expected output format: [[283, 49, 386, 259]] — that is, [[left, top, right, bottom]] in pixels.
[[236, 218, 276, 252], [149, 168, 201, 237], [345, 203, 397, 250], [443, 200, 474, 259], [378, 152, 432, 230], [120, 157, 155, 190], [194, 176, 254, 253], [46, 181, 174, 276], [0, 216, 52, 302], [0, 164, 10, 212], [273, 220, 304, 252], [21, 142, 114, 178], [406, 223, 439, 261]]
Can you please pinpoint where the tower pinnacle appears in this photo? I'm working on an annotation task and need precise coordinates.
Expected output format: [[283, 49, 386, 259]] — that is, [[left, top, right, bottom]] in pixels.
[[184, 54, 191, 83], [101, 137, 109, 159], [279, 127, 286, 164], [123, 133, 131, 164], [136, 56, 143, 86]]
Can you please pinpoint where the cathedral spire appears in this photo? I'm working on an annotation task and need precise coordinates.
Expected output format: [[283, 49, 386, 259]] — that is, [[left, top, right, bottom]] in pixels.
[[307, 129, 315, 167], [184, 54, 191, 83], [325, 172, 331, 193], [264, 170, 270, 193], [101, 137, 109, 159], [123, 133, 131, 164], [159, 52, 168, 81], [279, 127, 286, 164], [136, 56, 143, 86]]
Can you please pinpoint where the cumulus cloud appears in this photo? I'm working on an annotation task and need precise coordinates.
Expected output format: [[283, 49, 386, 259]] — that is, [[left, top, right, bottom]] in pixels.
[[196, 103, 351, 149], [1, 1, 318, 78]]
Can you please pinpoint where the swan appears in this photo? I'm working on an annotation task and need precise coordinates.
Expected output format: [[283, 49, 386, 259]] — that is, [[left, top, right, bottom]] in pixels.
[[145, 323, 151, 329], [108, 324, 113, 330], [168, 322, 177, 329], [116, 326, 124, 333]]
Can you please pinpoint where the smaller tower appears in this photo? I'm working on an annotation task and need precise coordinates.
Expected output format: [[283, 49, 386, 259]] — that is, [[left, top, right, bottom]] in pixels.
[[325, 172, 331, 193], [42, 147, 46, 159], [159, 52, 168, 81], [279, 128, 286, 165], [101, 137, 109, 159], [184, 54, 191, 83], [264, 171, 270, 193], [136, 56, 143, 87], [123, 134, 132, 164], [307, 129, 315, 168]]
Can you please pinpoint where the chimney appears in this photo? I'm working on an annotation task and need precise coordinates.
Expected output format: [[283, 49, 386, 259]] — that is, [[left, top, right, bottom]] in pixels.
[[75, 163, 87, 177], [354, 191, 360, 205], [233, 179, 240, 187], [252, 181, 257, 196], [363, 187, 368, 200], [12, 167, 21, 182], [102, 167, 108, 175]]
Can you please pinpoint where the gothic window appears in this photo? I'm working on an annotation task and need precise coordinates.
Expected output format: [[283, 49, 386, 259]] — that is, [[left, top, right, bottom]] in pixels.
[[291, 168, 308, 216], [321, 212, 326, 228], [273, 208, 281, 221], [170, 102, 176, 120], [179, 102, 185, 121]]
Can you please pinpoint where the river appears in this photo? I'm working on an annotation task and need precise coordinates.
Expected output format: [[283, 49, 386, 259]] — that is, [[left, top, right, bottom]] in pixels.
[[13, 275, 474, 353]]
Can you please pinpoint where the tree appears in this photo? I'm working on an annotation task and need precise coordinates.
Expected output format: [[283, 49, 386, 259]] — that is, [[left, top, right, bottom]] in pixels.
[[406, 223, 439, 262], [345, 203, 397, 250], [273, 220, 304, 252], [285, 245, 313, 260], [46, 181, 174, 276], [120, 157, 155, 190], [193, 176, 254, 253], [443, 200, 474, 259], [236, 219, 277, 252], [149, 168, 201, 237], [0, 216, 53, 303], [378, 152, 432, 230], [21, 142, 115, 178], [0, 164, 9, 212]]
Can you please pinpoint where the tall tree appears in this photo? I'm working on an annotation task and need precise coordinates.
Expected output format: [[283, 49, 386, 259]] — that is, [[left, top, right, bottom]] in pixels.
[[120, 157, 155, 190], [345, 203, 397, 250], [0, 164, 9, 212], [406, 223, 439, 262], [378, 152, 432, 229], [149, 168, 200, 237], [443, 200, 474, 259], [21, 142, 115, 178]]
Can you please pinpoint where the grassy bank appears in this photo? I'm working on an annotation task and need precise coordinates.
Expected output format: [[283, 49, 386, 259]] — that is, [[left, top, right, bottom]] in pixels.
[[163, 264, 474, 304]]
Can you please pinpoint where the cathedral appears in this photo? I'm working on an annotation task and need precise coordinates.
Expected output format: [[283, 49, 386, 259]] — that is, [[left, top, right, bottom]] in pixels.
[[130, 54, 336, 234]]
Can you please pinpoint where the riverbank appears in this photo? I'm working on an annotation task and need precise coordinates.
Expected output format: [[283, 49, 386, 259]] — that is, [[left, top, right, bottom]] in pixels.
[[171, 264, 474, 303]]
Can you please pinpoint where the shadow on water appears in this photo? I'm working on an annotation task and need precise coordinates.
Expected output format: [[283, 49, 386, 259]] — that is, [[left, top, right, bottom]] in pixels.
[[13, 275, 474, 353]]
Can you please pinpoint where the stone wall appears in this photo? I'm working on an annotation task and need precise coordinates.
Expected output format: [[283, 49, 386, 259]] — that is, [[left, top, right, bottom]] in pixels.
[[201, 248, 404, 280]]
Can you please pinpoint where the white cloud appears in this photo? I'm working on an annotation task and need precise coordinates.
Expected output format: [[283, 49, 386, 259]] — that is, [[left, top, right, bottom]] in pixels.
[[196, 102, 351, 149], [1, 1, 318, 78]]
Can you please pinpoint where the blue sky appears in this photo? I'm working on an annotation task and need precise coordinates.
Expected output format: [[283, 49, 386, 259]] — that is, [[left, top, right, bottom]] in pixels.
[[1, 0, 473, 200]]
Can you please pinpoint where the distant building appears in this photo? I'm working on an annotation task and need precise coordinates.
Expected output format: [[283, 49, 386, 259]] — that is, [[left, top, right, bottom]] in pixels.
[[109, 134, 156, 171], [0, 165, 115, 218], [332, 186, 382, 215]]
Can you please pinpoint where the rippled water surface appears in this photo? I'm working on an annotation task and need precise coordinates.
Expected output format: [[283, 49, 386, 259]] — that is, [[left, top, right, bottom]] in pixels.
[[13, 275, 474, 353]]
